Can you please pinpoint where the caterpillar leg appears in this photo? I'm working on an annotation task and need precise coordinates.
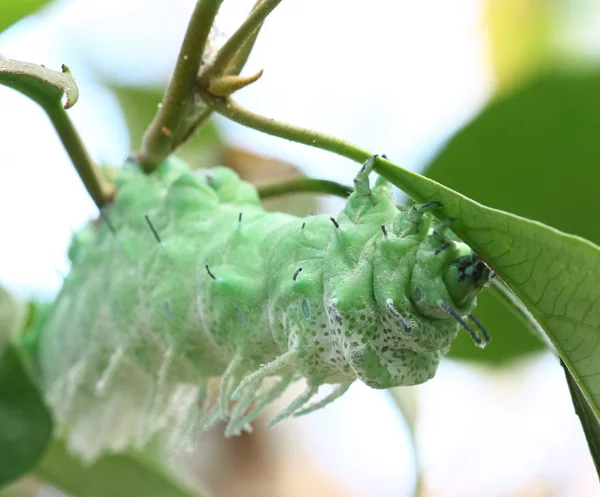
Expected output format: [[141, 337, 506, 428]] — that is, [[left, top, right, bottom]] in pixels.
[[230, 349, 298, 401], [218, 355, 246, 418], [267, 384, 318, 427], [179, 378, 209, 439], [183, 380, 222, 435], [138, 344, 195, 446], [138, 346, 176, 438], [439, 301, 488, 349], [224, 379, 262, 435], [47, 359, 87, 422], [225, 372, 297, 437], [193, 404, 222, 433], [167, 379, 209, 452], [293, 380, 353, 417], [95, 347, 126, 396]]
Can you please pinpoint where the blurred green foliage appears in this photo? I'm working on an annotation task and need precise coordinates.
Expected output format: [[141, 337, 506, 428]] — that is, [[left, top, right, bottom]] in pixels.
[[0, 346, 52, 488], [0, 0, 52, 35], [483, 0, 554, 92], [0, 289, 51, 489], [0, 288, 196, 496], [0, 287, 24, 355], [36, 441, 197, 497]]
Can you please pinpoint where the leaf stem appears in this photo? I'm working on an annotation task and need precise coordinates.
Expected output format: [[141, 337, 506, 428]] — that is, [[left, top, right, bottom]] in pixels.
[[0, 60, 113, 209], [258, 177, 352, 200], [47, 103, 115, 208], [195, 90, 452, 209], [196, 89, 371, 162], [196, 89, 486, 232], [138, 0, 224, 172]]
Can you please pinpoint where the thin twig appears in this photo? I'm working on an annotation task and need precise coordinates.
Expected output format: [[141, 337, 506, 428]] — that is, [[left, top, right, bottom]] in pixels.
[[199, 0, 284, 85], [388, 388, 426, 497], [225, 8, 264, 75], [138, 0, 225, 172], [195, 89, 446, 213], [0, 60, 113, 208], [169, 0, 270, 152], [194, 89, 464, 230], [48, 103, 114, 208], [196, 89, 370, 162]]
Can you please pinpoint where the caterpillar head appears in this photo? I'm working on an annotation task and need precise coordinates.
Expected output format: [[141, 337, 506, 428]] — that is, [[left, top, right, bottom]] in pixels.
[[349, 209, 492, 389], [443, 252, 492, 307]]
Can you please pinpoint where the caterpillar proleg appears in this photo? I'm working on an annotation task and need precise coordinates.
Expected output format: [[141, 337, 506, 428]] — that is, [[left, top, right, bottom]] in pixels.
[[36, 156, 492, 461]]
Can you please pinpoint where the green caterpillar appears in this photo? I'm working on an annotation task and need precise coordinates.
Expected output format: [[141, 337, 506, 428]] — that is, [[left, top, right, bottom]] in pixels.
[[36, 156, 492, 461]]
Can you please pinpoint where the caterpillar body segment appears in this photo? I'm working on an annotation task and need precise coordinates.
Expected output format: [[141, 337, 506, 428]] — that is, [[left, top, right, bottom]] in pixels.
[[37, 156, 491, 461]]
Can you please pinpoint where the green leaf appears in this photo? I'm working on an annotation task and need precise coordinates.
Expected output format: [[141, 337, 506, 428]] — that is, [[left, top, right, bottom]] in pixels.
[[562, 360, 600, 478], [375, 156, 600, 420], [0, 478, 39, 497], [36, 440, 197, 497], [0, 60, 78, 109], [422, 70, 600, 363], [0, 287, 24, 356], [475, 275, 600, 478], [424, 70, 600, 265], [0, 288, 52, 488], [0, 346, 53, 488], [0, 0, 52, 34]]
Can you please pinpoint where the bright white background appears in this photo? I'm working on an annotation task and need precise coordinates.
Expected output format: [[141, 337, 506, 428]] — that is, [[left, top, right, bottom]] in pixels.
[[0, 1, 598, 496]]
